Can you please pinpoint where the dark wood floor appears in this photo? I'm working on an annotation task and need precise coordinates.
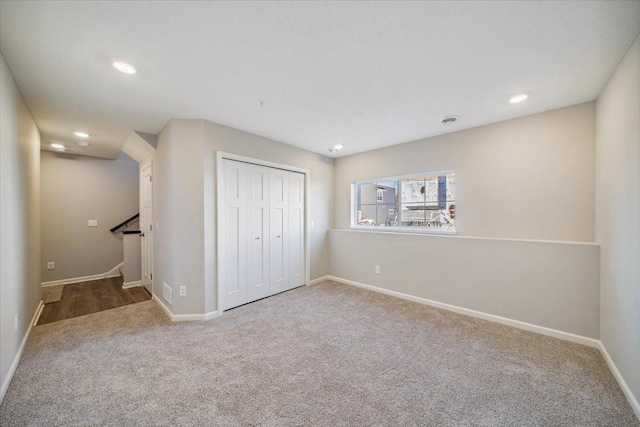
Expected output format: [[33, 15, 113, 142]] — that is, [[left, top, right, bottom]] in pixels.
[[38, 277, 151, 325]]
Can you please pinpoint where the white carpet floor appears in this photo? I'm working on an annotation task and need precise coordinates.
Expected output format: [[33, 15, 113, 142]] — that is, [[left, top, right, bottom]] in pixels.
[[1, 281, 637, 426]]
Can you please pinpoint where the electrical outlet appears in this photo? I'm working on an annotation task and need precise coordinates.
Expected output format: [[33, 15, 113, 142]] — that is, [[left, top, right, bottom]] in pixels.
[[47, 261, 55, 270], [311, 220, 315, 229], [88, 219, 98, 227], [179, 286, 187, 296], [156, 221, 160, 231], [375, 265, 381, 274], [14, 314, 18, 331]]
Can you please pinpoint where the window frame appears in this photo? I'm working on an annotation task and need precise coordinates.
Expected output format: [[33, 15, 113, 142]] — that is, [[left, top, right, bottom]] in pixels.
[[350, 170, 457, 235]]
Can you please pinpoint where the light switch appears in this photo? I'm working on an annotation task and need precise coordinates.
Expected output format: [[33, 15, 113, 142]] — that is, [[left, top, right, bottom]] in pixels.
[[88, 220, 98, 227]]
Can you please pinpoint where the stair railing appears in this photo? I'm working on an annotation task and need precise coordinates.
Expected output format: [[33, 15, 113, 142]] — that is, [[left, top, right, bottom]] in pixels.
[[110, 213, 140, 234]]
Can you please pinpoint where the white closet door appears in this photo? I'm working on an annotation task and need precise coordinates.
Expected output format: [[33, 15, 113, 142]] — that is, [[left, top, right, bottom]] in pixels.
[[246, 164, 270, 303], [222, 159, 247, 310], [269, 168, 289, 294], [288, 171, 305, 288]]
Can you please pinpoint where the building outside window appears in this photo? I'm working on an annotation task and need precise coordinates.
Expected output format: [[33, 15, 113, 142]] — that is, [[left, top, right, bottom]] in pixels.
[[353, 172, 455, 233]]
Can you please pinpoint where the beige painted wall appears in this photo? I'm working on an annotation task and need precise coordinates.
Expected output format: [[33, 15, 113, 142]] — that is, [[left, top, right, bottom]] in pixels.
[[40, 151, 139, 282], [330, 102, 600, 339], [152, 119, 334, 315], [0, 53, 41, 400], [334, 102, 596, 242], [596, 33, 640, 412], [330, 230, 600, 338], [151, 122, 175, 308], [123, 234, 141, 284]]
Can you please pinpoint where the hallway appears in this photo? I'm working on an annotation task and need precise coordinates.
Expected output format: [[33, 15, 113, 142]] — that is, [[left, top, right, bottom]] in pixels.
[[38, 277, 151, 325]]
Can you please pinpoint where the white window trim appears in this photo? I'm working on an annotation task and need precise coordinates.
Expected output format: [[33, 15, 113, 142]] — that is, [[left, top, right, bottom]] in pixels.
[[350, 169, 457, 235]]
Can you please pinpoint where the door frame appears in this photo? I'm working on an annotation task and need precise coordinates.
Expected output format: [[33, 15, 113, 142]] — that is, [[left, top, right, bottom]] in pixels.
[[141, 161, 153, 294], [216, 151, 310, 314]]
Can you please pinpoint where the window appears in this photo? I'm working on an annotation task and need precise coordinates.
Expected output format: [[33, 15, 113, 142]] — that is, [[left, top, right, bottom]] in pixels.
[[353, 172, 455, 233]]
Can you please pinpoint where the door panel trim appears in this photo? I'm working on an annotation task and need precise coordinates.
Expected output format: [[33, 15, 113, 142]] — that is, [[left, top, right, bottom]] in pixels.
[[141, 162, 153, 294]]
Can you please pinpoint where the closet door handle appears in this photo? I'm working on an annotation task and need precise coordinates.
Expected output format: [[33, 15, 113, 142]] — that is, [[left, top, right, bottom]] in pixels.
[[276, 235, 281, 238], [255, 237, 260, 240]]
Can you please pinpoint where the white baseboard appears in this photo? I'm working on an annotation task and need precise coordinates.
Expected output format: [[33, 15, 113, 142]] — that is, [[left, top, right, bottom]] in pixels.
[[0, 300, 44, 405], [599, 342, 640, 420], [152, 293, 173, 320], [122, 280, 142, 289], [308, 275, 330, 286], [41, 273, 106, 287], [152, 294, 218, 322], [326, 275, 600, 348], [41, 262, 124, 287], [104, 262, 125, 278], [32, 301, 45, 327], [203, 310, 220, 320], [172, 310, 219, 321]]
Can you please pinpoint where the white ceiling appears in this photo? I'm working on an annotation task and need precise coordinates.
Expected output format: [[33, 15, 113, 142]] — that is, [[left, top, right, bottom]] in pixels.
[[1, 1, 639, 159]]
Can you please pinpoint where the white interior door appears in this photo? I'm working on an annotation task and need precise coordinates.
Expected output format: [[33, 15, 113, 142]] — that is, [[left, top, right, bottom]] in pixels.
[[288, 171, 305, 289], [141, 164, 153, 293], [222, 159, 248, 310], [246, 163, 270, 303], [269, 168, 289, 294]]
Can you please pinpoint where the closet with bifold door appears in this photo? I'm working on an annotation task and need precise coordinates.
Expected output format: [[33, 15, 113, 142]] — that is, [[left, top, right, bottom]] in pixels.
[[221, 158, 305, 310]]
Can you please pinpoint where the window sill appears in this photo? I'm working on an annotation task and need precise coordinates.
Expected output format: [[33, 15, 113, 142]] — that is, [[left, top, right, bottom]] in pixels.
[[337, 229, 599, 246], [349, 226, 457, 236]]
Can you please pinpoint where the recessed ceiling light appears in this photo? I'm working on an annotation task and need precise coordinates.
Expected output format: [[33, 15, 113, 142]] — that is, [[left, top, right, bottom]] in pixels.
[[329, 144, 343, 153], [113, 61, 136, 75], [74, 131, 90, 138], [509, 93, 529, 104], [51, 143, 65, 149], [77, 141, 90, 147], [441, 115, 459, 125]]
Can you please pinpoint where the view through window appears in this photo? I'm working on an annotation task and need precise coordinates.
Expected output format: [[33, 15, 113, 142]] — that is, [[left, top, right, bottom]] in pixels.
[[354, 173, 455, 231]]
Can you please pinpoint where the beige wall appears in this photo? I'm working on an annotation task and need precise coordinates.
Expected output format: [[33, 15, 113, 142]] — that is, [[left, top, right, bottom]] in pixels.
[[596, 33, 640, 413], [152, 120, 202, 312], [330, 230, 600, 338], [334, 102, 596, 242], [0, 53, 41, 401], [330, 103, 600, 339], [123, 234, 141, 284], [152, 119, 334, 315], [40, 151, 139, 282]]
